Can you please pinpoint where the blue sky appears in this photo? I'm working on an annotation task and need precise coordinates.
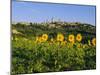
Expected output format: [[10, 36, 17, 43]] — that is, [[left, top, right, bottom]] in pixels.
[[12, 1, 96, 25]]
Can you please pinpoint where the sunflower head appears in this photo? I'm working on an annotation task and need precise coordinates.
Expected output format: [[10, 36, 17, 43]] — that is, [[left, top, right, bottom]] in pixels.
[[68, 34, 75, 43], [76, 33, 82, 42], [57, 33, 64, 42], [42, 34, 48, 42], [92, 38, 96, 46], [38, 37, 43, 43]]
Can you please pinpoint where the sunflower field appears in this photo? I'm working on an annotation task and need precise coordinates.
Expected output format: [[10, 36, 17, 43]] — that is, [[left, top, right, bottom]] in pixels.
[[11, 22, 96, 74]]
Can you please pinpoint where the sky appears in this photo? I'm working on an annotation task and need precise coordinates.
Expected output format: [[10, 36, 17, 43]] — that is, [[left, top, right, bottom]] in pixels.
[[12, 1, 96, 25]]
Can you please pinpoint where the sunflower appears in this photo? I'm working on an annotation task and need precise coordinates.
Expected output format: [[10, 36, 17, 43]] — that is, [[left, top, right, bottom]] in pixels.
[[57, 33, 64, 42], [68, 34, 75, 43], [76, 33, 82, 42], [38, 37, 43, 43], [92, 38, 96, 46], [42, 34, 48, 42]]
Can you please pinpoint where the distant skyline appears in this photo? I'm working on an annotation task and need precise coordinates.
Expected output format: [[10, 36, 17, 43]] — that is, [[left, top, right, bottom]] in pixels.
[[12, 1, 96, 25]]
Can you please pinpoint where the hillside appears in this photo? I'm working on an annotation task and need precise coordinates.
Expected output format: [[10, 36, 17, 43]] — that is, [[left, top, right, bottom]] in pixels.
[[12, 21, 96, 43]]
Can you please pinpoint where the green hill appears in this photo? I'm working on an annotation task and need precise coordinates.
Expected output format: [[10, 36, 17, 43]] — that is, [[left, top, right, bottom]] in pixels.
[[12, 21, 96, 43]]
